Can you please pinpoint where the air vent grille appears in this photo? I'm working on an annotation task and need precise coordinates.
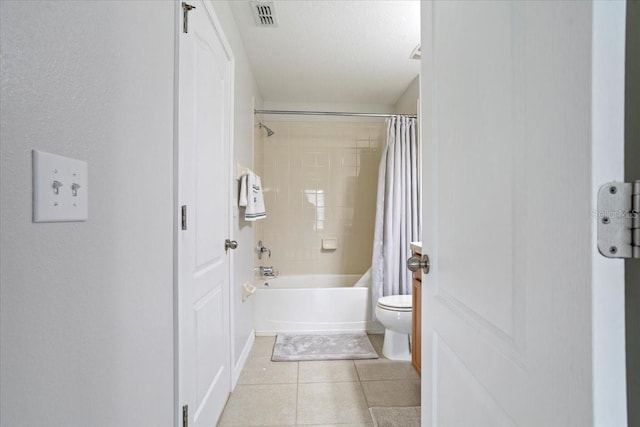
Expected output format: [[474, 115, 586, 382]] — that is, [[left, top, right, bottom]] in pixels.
[[410, 45, 421, 60], [250, 1, 279, 27]]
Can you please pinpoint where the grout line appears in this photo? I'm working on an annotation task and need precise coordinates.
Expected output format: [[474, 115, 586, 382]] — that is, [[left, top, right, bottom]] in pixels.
[[356, 359, 373, 410], [353, 359, 362, 382], [360, 381, 372, 409]]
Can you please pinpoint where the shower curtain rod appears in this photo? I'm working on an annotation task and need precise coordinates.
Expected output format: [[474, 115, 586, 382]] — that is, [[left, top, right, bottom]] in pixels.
[[254, 109, 417, 119]]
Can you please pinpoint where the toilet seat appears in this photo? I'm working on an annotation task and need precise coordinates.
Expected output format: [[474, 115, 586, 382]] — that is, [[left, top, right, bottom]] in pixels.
[[377, 295, 412, 312]]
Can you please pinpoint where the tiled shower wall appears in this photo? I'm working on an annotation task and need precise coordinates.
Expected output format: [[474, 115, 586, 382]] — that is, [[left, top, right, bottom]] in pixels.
[[254, 121, 385, 276]]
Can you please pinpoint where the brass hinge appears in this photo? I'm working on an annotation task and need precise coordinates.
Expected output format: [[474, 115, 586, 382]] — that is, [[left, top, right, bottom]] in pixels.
[[597, 180, 640, 258]]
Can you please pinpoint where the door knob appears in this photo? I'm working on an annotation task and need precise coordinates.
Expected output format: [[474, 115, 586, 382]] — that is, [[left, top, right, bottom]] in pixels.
[[407, 254, 430, 274], [225, 239, 238, 252]]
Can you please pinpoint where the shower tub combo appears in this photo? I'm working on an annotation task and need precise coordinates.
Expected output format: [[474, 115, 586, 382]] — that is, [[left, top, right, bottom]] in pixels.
[[253, 271, 382, 335]]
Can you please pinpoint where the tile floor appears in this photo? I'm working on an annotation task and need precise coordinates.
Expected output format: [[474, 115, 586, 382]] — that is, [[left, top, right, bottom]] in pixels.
[[217, 334, 420, 427]]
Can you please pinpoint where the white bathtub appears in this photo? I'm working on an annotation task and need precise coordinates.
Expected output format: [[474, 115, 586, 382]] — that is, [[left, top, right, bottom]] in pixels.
[[253, 272, 383, 335]]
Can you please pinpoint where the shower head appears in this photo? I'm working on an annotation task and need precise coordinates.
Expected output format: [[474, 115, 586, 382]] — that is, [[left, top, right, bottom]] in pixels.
[[259, 122, 275, 137]]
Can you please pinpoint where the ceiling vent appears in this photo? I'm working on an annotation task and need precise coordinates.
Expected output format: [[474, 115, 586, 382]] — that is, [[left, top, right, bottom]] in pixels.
[[250, 1, 279, 27], [410, 45, 421, 60]]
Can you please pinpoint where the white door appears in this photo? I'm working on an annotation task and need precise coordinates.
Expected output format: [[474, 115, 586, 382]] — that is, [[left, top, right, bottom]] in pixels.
[[178, 2, 233, 426], [420, 2, 627, 426]]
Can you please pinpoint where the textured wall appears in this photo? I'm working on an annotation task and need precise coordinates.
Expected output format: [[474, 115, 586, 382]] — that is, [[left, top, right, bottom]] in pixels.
[[0, 2, 175, 426], [255, 121, 384, 276]]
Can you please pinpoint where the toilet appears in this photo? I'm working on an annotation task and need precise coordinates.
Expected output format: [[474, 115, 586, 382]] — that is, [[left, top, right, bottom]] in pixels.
[[375, 295, 413, 361]]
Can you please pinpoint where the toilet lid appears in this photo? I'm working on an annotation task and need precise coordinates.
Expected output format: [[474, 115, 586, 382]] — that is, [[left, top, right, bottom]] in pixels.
[[377, 295, 412, 311]]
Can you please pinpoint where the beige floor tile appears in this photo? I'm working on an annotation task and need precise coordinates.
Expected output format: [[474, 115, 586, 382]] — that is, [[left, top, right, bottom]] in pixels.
[[361, 380, 421, 408], [297, 382, 372, 425], [369, 407, 420, 427], [355, 359, 419, 381], [367, 334, 385, 357], [303, 424, 373, 427], [298, 360, 358, 383], [219, 334, 421, 426], [217, 384, 297, 427], [250, 336, 276, 356], [238, 355, 298, 385]]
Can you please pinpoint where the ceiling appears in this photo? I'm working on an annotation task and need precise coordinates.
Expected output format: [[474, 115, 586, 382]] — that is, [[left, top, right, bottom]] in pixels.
[[228, 0, 420, 106]]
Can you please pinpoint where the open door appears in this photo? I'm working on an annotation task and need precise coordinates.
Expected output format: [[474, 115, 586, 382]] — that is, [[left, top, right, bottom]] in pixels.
[[419, 2, 627, 425], [177, 2, 234, 426]]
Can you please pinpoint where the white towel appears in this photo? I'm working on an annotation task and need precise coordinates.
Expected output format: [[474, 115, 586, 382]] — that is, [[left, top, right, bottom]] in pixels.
[[239, 172, 266, 221]]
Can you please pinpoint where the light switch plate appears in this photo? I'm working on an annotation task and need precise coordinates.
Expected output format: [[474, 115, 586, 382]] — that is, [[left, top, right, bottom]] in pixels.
[[32, 150, 88, 222]]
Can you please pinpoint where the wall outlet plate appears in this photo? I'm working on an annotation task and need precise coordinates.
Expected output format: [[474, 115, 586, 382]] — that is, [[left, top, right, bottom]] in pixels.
[[32, 150, 88, 222]]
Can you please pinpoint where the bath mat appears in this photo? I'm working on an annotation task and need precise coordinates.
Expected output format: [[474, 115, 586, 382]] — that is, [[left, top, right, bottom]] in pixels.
[[369, 407, 421, 427], [271, 332, 378, 361]]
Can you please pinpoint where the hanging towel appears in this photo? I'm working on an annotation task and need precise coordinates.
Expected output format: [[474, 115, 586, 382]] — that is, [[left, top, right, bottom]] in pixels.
[[239, 172, 267, 221]]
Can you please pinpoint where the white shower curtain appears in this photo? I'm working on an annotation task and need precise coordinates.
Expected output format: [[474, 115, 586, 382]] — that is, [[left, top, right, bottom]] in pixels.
[[371, 116, 421, 314]]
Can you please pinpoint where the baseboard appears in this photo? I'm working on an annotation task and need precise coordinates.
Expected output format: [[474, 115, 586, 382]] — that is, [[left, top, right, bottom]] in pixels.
[[255, 321, 372, 336], [231, 329, 255, 389], [255, 327, 385, 336]]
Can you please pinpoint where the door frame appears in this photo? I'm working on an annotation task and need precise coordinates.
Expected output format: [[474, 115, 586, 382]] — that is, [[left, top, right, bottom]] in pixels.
[[173, 1, 236, 425], [590, 2, 628, 423]]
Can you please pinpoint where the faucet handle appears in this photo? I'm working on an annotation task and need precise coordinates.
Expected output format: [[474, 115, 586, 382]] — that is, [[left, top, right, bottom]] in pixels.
[[258, 265, 278, 278], [257, 240, 271, 259]]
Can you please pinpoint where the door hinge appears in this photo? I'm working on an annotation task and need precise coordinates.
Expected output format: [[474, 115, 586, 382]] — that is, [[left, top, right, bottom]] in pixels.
[[181, 205, 187, 230], [597, 180, 640, 258], [182, 404, 188, 427], [182, 2, 196, 34]]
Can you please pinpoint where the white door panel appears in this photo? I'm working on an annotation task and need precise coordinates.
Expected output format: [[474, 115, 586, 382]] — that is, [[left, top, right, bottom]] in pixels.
[[178, 2, 232, 426], [435, 1, 525, 347], [194, 286, 225, 406], [421, 1, 626, 426], [437, 338, 517, 427]]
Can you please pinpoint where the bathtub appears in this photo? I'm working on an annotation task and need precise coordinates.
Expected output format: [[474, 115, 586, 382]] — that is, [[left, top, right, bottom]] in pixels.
[[253, 272, 383, 335]]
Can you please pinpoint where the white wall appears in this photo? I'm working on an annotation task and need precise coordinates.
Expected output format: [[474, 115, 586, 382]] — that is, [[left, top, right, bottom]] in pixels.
[[394, 75, 419, 115], [0, 2, 175, 426], [210, 0, 264, 385]]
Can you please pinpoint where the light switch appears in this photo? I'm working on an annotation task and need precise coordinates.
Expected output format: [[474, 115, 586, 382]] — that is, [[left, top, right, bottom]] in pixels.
[[32, 150, 88, 222]]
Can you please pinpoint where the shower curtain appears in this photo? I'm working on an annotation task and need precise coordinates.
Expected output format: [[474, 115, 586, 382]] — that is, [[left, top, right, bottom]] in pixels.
[[371, 116, 421, 314]]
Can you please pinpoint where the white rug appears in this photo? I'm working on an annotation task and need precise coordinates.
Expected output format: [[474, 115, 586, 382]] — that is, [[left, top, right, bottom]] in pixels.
[[271, 332, 379, 361], [370, 407, 421, 427]]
